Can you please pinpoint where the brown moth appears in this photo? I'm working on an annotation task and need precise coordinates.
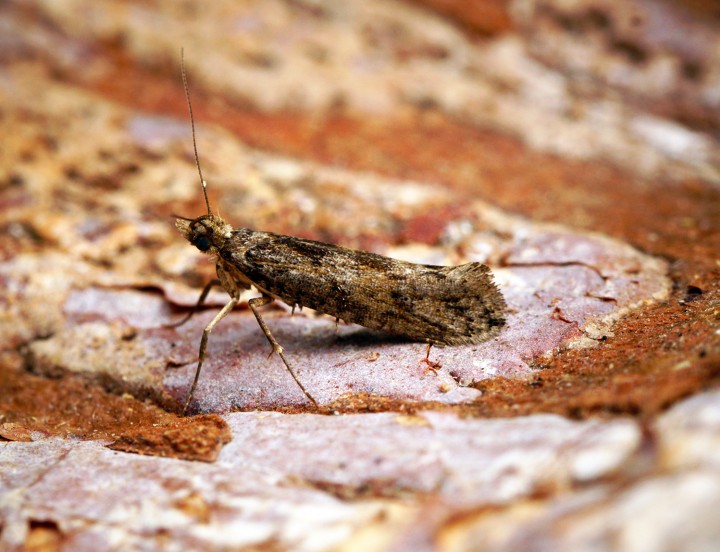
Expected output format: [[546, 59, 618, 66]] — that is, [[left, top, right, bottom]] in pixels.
[[174, 53, 506, 415]]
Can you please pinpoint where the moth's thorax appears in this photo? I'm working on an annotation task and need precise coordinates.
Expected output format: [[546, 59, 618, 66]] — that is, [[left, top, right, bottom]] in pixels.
[[175, 214, 234, 254]]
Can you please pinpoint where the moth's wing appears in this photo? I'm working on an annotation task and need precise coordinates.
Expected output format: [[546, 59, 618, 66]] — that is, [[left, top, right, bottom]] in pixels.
[[231, 233, 505, 345], [351, 261, 507, 345]]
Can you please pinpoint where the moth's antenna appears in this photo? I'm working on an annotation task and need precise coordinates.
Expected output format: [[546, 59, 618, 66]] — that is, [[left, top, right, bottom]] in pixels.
[[180, 48, 212, 216]]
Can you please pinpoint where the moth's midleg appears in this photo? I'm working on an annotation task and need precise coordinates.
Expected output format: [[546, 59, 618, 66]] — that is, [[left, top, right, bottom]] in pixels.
[[168, 278, 222, 329], [248, 295, 318, 407], [183, 296, 239, 415]]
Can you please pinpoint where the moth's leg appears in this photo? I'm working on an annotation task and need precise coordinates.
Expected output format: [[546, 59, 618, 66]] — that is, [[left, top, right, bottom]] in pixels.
[[248, 294, 318, 407], [182, 296, 238, 416], [422, 342, 442, 373], [166, 278, 222, 328]]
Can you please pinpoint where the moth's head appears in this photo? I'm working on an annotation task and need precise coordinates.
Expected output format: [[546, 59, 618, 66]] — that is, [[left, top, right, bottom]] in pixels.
[[176, 214, 232, 254]]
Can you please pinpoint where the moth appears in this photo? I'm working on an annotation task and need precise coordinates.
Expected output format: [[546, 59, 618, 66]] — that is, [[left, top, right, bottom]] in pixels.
[[173, 54, 506, 415]]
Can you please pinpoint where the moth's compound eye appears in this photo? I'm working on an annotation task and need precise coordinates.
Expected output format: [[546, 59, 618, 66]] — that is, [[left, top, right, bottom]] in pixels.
[[193, 234, 211, 251]]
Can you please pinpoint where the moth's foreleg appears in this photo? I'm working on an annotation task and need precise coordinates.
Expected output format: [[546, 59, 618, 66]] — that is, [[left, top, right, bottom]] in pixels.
[[248, 294, 318, 408], [167, 278, 222, 328], [182, 296, 238, 415]]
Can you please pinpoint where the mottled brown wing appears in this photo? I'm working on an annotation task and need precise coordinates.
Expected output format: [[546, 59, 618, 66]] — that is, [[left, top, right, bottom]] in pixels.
[[225, 231, 506, 345]]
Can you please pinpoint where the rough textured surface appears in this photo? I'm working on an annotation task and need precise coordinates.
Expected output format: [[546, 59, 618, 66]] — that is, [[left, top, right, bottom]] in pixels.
[[2, 395, 720, 550], [1, 0, 719, 549], [0, 439, 394, 550]]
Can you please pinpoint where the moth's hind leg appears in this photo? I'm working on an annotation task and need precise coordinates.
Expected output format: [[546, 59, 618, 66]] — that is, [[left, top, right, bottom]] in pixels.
[[422, 341, 442, 374], [248, 294, 318, 407]]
